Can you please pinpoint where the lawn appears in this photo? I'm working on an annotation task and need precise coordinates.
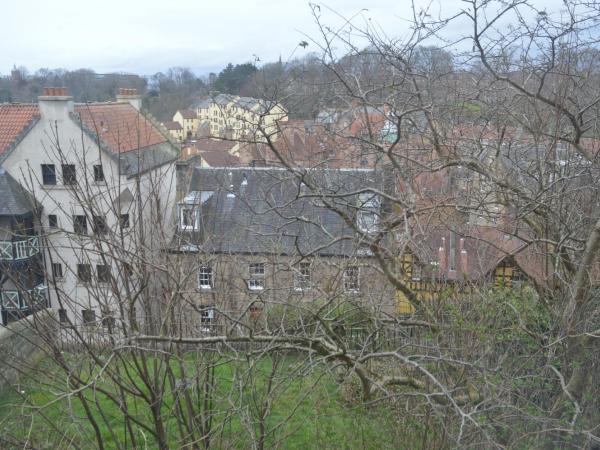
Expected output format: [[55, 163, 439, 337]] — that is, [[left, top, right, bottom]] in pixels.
[[0, 351, 429, 449]]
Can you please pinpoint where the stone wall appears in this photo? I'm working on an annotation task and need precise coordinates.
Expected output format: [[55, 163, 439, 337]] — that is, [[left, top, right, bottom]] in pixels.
[[0, 309, 58, 392]]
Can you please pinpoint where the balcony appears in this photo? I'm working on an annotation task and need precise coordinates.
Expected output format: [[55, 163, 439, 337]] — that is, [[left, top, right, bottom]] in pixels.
[[1, 284, 48, 311], [0, 237, 40, 261]]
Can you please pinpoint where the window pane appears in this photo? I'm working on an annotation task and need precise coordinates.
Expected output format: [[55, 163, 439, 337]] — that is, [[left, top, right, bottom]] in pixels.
[[344, 267, 360, 292], [73, 215, 87, 234], [120, 213, 130, 229], [77, 264, 91, 283], [82, 309, 96, 324], [198, 265, 213, 288], [52, 263, 63, 278], [41, 164, 56, 185], [93, 165, 105, 182], [93, 216, 107, 235], [62, 164, 76, 185], [97, 264, 111, 283], [48, 214, 58, 228]]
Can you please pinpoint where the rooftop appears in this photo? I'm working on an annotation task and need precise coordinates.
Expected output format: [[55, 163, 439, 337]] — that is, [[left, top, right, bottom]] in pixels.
[[0, 104, 40, 156]]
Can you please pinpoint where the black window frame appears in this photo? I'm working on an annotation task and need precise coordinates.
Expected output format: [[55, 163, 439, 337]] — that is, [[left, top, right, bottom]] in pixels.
[[62, 164, 76, 186], [93, 164, 105, 182], [48, 214, 58, 228], [93, 215, 108, 235], [51, 262, 63, 279], [73, 215, 87, 235], [97, 264, 111, 283], [82, 309, 96, 324], [77, 264, 92, 283], [119, 213, 130, 229], [41, 164, 56, 185]]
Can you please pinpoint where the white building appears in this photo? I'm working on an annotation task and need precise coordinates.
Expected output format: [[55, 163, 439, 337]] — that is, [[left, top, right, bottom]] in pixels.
[[0, 88, 179, 326]]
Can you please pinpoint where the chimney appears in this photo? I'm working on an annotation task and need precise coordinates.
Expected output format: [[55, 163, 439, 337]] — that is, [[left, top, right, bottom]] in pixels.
[[438, 237, 446, 275], [38, 87, 74, 119], [116, 88, 142, 110], [459, 238, 468, 277]]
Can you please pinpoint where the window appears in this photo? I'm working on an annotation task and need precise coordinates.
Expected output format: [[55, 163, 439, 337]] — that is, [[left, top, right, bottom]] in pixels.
[[102, 313, 115, 328], [58, 308, 69, 324], [357, 193, 380, 233], [48, 214, 58, 228], [343, 266, 360, 293], [73, 215, 87, 234], [411, 261, 422, 281], [248, 263, 265, 290], [179, 205, 198, 230], [82, 309, 96, 324], [120, 213, 130, 229], [123, 262, 133, 278], [77, 264, 92, 283], [51, 262, 63, 279], [97, 264, 111, 283], [62, 164, 76, 185], [41, 164, 56, 185], [200, 306, 215, 324], [448, 232, 456, 271], [93, 215, 107, 235], [294, 262, 311, 291], [198, 265, 213, 289], [93, 164, 105, 182]]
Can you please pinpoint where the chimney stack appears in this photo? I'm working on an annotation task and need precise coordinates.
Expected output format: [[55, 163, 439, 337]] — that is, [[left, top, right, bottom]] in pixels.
[[438, 237, 446, 275], [459, 238, 468, 277], [116, 87, 142, 110], [38, 86, 74, 118]]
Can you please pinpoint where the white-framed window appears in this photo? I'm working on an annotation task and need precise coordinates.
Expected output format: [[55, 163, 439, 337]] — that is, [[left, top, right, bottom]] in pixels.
[[293, 262, 311, 291], [343, 266, 360, 293], [198, 265, 213, 289], [179, 205, 199, 230], [200, 306, 215, 324], [248, 263, 265, 290], [357, 192, 380, 233]]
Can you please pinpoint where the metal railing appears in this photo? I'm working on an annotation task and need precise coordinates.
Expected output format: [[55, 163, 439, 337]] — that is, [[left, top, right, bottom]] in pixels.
[[0, 237, 40, 261], [0, 284, 48, 310]]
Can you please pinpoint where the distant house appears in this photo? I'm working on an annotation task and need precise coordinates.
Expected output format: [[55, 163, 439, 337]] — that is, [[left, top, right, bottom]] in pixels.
[[170, 166, 394, 331], [163, 120, 184, 142], [173, 109, 198, 139], [191, 93, 287, 141]]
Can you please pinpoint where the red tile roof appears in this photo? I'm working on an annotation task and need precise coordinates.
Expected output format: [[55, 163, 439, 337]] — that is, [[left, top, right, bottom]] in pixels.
[[74, 103, 166, 153], [0, 104, 39, 155]]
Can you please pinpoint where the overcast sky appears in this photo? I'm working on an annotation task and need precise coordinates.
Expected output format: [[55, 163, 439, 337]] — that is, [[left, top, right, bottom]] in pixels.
[[1, 0, 566, 77]]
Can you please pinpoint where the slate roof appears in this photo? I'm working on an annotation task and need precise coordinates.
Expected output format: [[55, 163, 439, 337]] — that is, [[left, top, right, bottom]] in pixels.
[[179, 109, 197, 120], [163, 121, 183, 131], [0, 169, 39, 216], [0, 104, 40, 156], [174, 167, 385, 257]]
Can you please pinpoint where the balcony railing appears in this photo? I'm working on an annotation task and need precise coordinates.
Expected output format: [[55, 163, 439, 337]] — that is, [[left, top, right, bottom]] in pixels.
[[0, 284, 48, 311], [0, 237, 40, 261]]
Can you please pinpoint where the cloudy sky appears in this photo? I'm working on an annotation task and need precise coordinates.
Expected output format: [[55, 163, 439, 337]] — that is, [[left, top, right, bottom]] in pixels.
[[1, 0, 565, 76]]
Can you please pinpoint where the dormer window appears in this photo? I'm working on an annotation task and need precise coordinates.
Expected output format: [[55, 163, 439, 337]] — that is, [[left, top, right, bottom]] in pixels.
[[179, 205, 199, 231], [357, 192, 380, 233]]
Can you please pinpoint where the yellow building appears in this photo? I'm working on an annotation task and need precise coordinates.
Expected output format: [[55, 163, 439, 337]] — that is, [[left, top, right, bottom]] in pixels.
[[394, 231, 537, 314], [173, 110, 199, 139], [192, 94, 287, 141], [162, 121, 184, 142]]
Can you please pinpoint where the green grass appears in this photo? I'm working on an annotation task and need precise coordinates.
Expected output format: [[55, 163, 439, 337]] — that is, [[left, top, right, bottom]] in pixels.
[[0, 353, 430, 449]]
